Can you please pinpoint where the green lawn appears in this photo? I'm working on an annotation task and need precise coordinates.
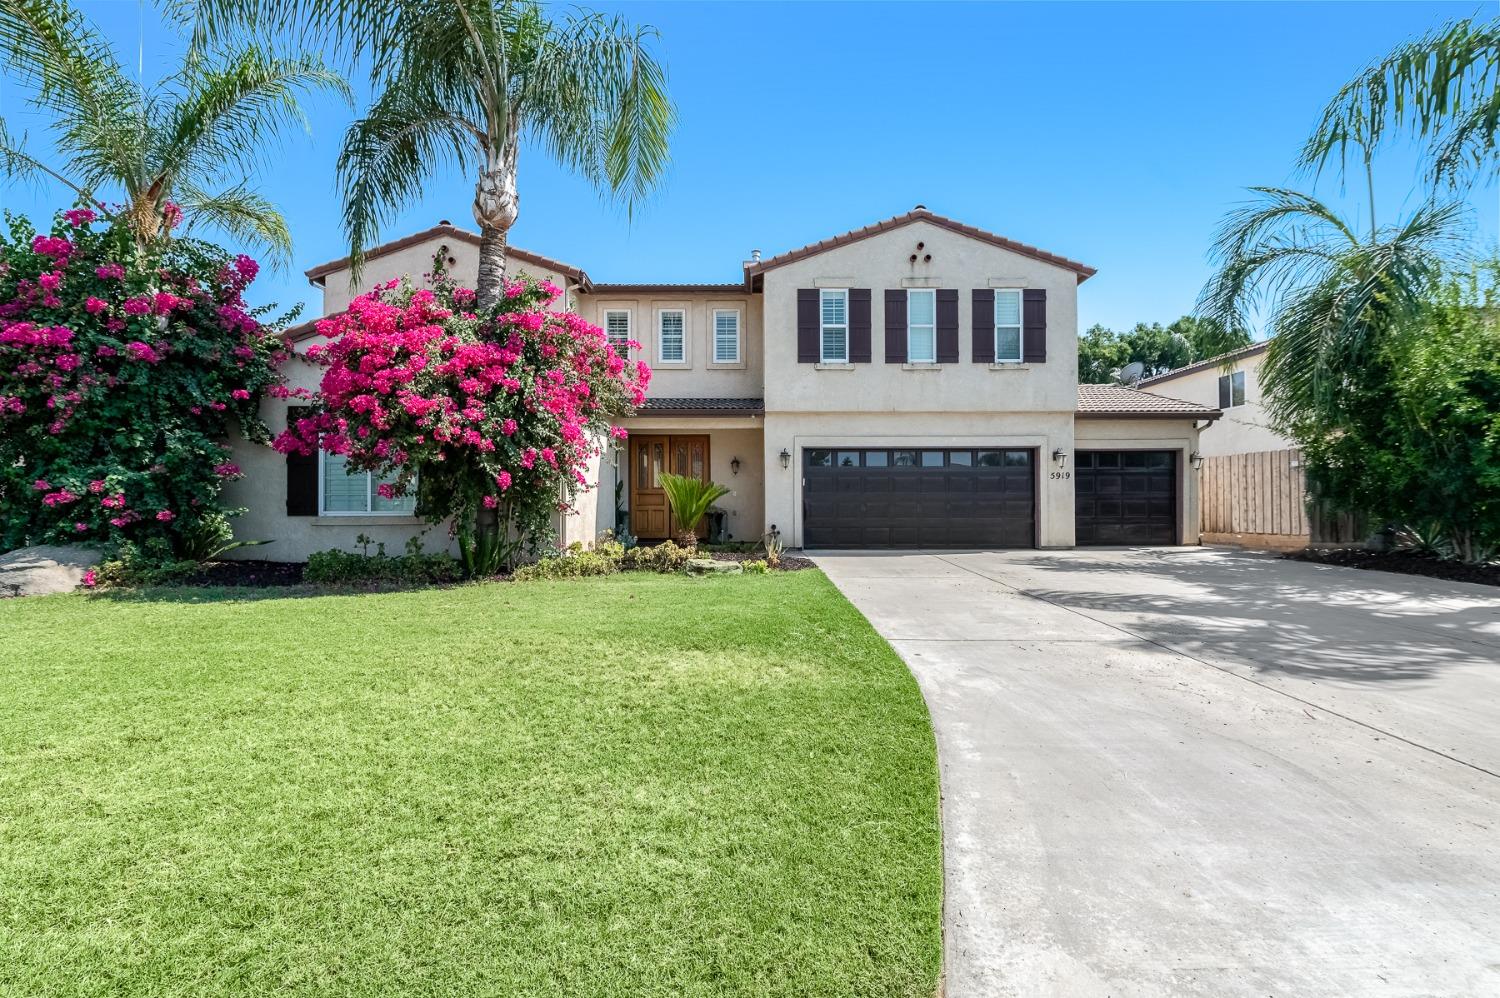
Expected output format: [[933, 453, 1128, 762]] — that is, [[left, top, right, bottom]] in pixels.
[[0, 572, 941, 997]]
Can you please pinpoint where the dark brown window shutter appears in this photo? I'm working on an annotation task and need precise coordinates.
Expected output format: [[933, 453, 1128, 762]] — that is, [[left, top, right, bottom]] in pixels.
[[972, 289, 995, 363], [796, 289, 819, 363], [284, 405, 318, 516], [1023, 289, 1047, 363], [936, 289, 959, 364], [849, 289, 872, 363], [884, 290, 907, 364]]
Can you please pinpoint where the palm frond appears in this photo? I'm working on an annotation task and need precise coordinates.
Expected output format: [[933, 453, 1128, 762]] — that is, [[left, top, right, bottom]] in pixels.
[[336, 83, 483, 281], [157, 47, 351, 192], [0, 0, 150, 197], [1301, 16, 1500, 188], [0, 115, 98, 203], [173, 181, 293, 266]]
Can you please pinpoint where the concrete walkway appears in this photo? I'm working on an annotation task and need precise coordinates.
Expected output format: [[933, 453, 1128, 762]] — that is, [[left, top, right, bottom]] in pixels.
[[812, 547, 1500, 998]]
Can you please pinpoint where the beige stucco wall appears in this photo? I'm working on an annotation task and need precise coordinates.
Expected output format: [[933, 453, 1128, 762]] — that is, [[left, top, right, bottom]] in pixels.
[[576, 294, 763, 400], [760, 219, 1081, 414], [1074, 418, 1204, 544], [1142, 352, 1289, 457], [316, 235, 574, 315], [762, 410, 1077, 549]]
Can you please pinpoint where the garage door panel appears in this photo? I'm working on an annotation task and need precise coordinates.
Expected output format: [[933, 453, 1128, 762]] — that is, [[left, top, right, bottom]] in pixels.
[[1076, 450, 1176, 546], [804, 447, 1035, 549]]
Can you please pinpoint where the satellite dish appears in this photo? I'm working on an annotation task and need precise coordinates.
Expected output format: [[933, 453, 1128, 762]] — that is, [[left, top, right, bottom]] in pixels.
[[1118, 361, 1146, 386]]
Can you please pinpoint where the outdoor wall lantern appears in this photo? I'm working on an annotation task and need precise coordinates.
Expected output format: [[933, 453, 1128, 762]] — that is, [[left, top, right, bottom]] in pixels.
[[1190, 451, 1205, 471], [1051, 448, 1068, 469], [730, 456, 741, 476], [779, 448, 791, 469]]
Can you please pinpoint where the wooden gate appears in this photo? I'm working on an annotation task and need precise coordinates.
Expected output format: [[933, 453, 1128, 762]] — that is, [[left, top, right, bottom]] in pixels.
[[1199, 448, 1366, 549]]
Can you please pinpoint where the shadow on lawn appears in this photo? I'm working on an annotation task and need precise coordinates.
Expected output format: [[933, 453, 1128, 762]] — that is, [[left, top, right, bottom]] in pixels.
[[962, 548, 1500, 688]]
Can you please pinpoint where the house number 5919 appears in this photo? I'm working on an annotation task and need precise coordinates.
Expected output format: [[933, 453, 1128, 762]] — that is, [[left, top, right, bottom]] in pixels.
[[1049, 471, 1071, 480]]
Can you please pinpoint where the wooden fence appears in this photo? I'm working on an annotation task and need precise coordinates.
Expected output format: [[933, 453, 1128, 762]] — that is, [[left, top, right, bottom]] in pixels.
[[1199, 448, 1366, 548]]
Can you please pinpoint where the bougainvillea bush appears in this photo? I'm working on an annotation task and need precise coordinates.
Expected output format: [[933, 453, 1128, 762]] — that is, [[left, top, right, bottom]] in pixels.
[[0, 208, 291, 554], [276, 273, 648, 573]]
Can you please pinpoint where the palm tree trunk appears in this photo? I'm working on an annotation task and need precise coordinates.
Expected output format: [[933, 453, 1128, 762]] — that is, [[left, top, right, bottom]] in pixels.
[[472, 132, 520, 312]]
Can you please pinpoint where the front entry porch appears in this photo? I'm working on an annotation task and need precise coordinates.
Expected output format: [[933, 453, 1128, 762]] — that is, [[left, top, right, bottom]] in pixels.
[[615, 410, 765, 545]]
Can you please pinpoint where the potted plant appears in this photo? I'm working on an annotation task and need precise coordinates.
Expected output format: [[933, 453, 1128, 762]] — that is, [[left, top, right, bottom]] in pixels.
[[658, 473, 730, 550]]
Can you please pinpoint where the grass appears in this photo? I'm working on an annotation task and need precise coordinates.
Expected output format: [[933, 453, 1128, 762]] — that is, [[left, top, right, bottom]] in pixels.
[[0, 572, 941, 997]]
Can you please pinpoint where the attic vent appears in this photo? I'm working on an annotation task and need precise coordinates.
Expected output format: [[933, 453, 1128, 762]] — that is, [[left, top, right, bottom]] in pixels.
[[750, 248, 762, 263]]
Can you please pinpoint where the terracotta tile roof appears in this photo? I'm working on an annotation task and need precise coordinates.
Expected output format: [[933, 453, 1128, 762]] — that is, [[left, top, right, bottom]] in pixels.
[[744, 207, 1097, 284], [1137, 340, 1271, 387], [588, 283, 748, 294], [1076, 384, 1221, 420], [635, 397, 765, 417], [302, 223, 589, 285]]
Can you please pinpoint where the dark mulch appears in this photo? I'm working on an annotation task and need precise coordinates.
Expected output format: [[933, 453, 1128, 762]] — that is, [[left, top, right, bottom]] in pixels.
[[177, 559, 305, 587], [706, 551, 816, 572], [1282, 548, 1499, 588]]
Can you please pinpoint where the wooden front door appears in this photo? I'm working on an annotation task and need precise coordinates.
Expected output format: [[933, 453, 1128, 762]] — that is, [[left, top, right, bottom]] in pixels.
[[630, 434, 710, 539]]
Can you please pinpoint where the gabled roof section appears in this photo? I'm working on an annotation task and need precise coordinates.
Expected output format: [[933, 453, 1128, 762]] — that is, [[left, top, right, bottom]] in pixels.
[[1077, 384, 1221, 420], [1137, 340, 1271, 387], [744, 208, 1097, 284], [303, 222, 589, 287]]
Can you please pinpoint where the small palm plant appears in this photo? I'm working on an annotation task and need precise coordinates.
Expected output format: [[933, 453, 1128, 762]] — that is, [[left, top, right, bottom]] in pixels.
[[657, 472, 728, 550]]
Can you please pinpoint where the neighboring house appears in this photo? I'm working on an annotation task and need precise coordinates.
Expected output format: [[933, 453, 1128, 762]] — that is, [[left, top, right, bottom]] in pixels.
[[224, 208, 1221, 558], [1139, 342, 1358, 549]]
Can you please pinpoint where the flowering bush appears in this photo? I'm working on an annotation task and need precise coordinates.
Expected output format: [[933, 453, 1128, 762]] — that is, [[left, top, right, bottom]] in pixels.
[[276, 272, 648, 572], [0, 208, 291, 552]]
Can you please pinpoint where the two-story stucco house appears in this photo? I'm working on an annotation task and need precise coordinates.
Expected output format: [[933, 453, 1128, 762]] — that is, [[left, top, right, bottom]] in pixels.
[[223, 208, 1221, 559], [1137, 341, 1287, 458]]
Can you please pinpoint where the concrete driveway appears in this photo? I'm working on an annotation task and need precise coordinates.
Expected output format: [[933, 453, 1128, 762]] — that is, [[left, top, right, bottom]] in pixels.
[[812, 547, 1500, 998]]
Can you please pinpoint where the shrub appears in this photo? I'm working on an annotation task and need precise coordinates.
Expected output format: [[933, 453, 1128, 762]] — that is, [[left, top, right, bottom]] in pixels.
[[93, 539, 201, 588], [741, 559, 770, 575], [304, 540, 460, 585], [619, 540, 692, 573], [0, 207, 292, 554], [275, 271, 649, 575], [657, 472, 730, 547]]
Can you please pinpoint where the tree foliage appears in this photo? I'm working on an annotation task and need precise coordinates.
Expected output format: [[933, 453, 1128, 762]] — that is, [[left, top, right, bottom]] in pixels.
[[0, 207, 291, 553], [0, 0, 348, 265], [1077, 316, 1249, 383]]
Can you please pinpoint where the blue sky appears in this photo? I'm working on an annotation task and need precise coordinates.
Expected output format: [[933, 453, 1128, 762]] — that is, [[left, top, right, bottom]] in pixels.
[[2, 1, 1494, 334]]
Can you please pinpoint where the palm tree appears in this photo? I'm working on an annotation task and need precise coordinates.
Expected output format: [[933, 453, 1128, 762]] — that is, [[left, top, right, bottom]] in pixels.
[[1197, 187, 1468, 433], [0, 0, 348, 265], [335, 0, 674, 309], [1301, 15, 1499, 193]]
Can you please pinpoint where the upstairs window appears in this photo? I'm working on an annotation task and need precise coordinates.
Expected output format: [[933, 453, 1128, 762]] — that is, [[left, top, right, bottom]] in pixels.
[[1218, 370, 1246, 408], [907, 289, 936, 363], [320, 452, 415, 515], [994, 290, 1023, 362], [820, 289, 848, 363], [604, 309, 631, 354], [713, 309, 741, 363], [658, 309, 685, 363]]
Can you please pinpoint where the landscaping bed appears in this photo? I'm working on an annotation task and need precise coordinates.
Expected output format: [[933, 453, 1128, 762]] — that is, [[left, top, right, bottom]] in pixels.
[[0, 573, 941, 996], [1283, 547, 1500, 587]]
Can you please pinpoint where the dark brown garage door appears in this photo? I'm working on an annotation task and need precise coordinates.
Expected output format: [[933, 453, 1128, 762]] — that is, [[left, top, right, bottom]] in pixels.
[[803, 448, 1036, 549], [1075, 450, 1177, 545]]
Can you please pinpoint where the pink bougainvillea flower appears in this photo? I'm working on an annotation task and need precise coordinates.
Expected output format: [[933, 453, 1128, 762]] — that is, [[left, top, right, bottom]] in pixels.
[[31, 235, 73, 260], [33, 479, 50, 491], [376, 483, 396, 500], [230, 388, 250, 400], [63, 208, 97, 227], [95, 262, 125, 280], [80, 568, 97, 587], [155, 510, 174, 522], [89, 480, 105, 492], [162, 201, 183, 230], [84, 297, 109, 314], [75, 521, 88, 532], [482, 494, 498, 508], [124, 341, 161, 363], [496, 470, 512, 491], [121, 297, 151, 316], [213, 462, 240, 477]]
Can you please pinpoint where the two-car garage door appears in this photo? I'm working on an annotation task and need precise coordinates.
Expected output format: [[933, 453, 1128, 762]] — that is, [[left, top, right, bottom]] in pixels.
[[802, 446, 1178, 548], [803, 448, 1035, 549]]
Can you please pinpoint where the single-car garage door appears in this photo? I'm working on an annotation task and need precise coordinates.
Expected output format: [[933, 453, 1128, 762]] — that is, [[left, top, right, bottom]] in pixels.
[[803, 448, 1035, 549], [1075, 450, 1177, 545]]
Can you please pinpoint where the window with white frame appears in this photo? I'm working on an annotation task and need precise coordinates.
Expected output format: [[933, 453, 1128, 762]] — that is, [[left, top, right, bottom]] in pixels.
[[604, 309, 631, 353], [820, 289, 848, 363], [320, 452, 416, 515], [907, 289, 936, 363], [1218, 370, 1246, 408], [658, 309, 685, 363], [712, 308, 741, 363], [994, 289, 1023, 362]]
